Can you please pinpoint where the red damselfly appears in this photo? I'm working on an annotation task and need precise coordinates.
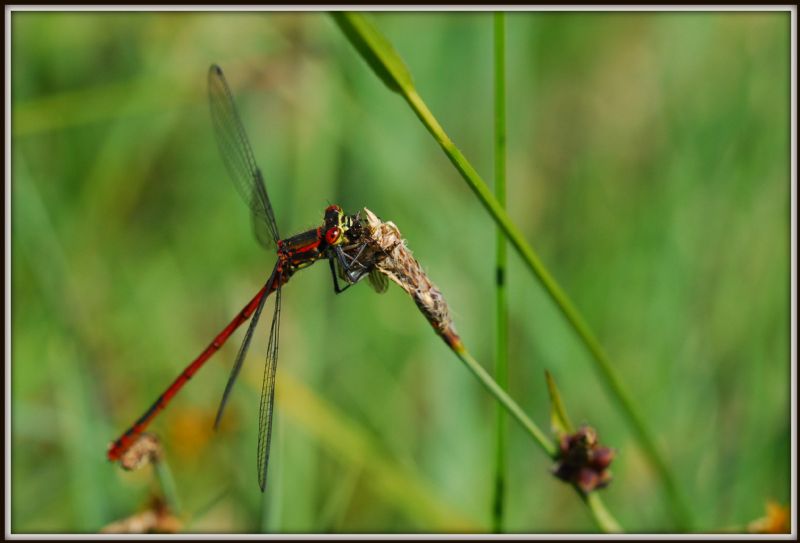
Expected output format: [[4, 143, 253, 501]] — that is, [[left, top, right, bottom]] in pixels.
[[108, 65, 385, 491]]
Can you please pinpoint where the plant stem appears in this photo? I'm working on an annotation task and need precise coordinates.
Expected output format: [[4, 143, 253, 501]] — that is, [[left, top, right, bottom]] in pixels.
[[451, 342, 557, 458], [583, 491, 623, 533], [491, 11, 509, 535], [451, 343, 623, 533], [153, 456, 181, 516]]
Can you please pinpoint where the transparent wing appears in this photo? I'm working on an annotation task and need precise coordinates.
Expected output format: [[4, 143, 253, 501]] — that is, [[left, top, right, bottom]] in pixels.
[[208, 64, 280, 245], [213, 268, 275, 429], [252, 186, 276, 250], [367, 268, 389, 294], [257, 278, 282, 492]]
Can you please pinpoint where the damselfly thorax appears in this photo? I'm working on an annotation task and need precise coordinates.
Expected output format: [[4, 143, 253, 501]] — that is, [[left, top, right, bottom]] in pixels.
[[276, 205, 357, 275]]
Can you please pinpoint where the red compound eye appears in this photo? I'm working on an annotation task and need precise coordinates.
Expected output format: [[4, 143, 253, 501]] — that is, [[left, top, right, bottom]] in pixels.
[[325, 204, 341, 213], [325, 227, 341, 245]]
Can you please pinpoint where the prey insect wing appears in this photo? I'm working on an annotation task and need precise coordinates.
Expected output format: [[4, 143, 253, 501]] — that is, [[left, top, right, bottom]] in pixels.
[[208, 64, 280, 245], [332, 250, 349, 282], [258, 278, 282, 491], [368, 268, 389, 294]]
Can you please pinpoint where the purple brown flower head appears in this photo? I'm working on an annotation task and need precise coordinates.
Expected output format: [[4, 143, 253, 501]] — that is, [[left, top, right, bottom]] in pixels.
[[552, 425, 615, 494]]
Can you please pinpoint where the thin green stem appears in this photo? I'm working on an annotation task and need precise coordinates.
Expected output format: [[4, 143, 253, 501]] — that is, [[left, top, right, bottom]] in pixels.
[[583, 491, 623, 533], [452, 344, 557, 459], [153, 456, 181, 516], [451, 344, 622, 533], [491, 11, 508, 535]]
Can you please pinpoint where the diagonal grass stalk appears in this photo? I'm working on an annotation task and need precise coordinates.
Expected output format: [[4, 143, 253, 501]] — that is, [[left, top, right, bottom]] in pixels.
[[451, 340, 556, 458], [491, 11, 509, 534], [331, 12, 692, 529], [583, 492, 623, 533], [451, 342, 620, 533], [153, 455, 182, 517]]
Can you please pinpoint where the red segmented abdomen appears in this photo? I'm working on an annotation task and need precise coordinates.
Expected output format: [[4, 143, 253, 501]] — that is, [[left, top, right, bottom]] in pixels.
[[107, 282, 273, 461]]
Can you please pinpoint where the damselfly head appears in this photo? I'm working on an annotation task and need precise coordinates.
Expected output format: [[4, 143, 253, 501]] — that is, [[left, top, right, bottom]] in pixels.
[[323, 205, 346, 246]]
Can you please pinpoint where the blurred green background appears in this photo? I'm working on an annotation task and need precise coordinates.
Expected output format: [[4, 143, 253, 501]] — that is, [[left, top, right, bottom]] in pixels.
[[10, 10, 791, 534]]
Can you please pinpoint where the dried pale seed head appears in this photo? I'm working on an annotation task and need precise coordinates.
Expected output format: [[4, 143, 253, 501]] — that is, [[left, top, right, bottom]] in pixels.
[[355, 208, 460, 349], [100, 496, 182, 534], [116, 433, 163, 471]]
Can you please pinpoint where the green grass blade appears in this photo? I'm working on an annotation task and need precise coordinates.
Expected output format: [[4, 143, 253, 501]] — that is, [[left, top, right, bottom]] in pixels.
[[330, 12, 414, 95], [545, 370, 574, 436], [584, 492, 623, 534], [153, 456, 182, 516], [333, 11, 692, 529], [491, 12, 509, 534]]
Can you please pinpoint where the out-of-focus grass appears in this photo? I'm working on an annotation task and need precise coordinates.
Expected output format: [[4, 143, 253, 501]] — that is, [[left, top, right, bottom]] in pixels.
[[10, 11, 790, 533]]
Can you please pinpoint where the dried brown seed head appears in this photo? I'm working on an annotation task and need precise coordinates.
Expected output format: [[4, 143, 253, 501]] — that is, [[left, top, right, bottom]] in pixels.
[[350, 208, 461, 349]]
